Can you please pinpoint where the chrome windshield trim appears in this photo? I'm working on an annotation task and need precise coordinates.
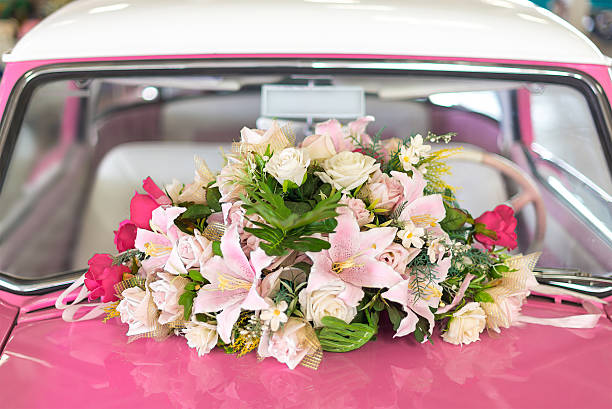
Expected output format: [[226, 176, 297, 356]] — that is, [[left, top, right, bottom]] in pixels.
[[0, 58, 611, 294], [531, 142, 612, 203], [0, 270, 83, 295]]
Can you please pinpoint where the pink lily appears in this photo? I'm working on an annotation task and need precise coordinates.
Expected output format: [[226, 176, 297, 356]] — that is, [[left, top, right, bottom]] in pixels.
[[134, 206, 186, 274], [305, 213, 402, 307], [393, 169, 445, 230], [192, 224, 274, 343], [382, 257, 451, 339], [315, 116, 375, 153]]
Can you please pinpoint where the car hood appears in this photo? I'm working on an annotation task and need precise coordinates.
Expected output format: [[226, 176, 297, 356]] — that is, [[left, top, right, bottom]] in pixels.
[[1, 298, 611, 409]]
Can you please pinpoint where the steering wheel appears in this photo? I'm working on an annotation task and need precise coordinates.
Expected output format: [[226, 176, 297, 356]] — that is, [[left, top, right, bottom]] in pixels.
[[450, 149, 546, 252]]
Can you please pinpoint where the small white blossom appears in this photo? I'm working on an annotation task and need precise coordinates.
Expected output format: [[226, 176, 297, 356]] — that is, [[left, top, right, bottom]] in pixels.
[[399, 144, 419, 170], [260, 300, 289, 331], [409, 134, 432, 158], [397, 223, 425, 248], [427, 237, 446, 263]]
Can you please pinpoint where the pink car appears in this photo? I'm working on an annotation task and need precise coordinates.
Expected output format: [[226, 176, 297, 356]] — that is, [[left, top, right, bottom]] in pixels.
[[0, 0, 611, 408]]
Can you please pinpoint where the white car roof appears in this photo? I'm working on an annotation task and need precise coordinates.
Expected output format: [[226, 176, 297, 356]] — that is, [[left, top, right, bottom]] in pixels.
[[4, 0, 608, 65]]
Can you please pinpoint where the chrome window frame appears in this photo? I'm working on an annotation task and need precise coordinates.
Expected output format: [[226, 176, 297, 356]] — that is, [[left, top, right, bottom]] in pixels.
[[0, 58, 611, 294]]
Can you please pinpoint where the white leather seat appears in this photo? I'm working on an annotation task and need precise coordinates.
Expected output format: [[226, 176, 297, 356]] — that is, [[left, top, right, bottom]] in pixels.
[[72, 141, 231, 268]]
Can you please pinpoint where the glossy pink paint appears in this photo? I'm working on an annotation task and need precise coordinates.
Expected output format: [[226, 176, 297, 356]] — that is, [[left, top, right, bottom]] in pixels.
[[0, 299, 611, 409], [1, 53, 612, 408]]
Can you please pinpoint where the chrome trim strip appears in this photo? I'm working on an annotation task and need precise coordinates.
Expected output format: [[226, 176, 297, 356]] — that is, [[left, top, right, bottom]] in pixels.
[[0, 271, 83, 295], [532, 143, 612, 203], [0, 58, 611, 294]]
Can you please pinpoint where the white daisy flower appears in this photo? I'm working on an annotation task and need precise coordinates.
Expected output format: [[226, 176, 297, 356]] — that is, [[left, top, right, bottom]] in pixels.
[[260, 300, 289, 331], [397, 223, 425, 249]]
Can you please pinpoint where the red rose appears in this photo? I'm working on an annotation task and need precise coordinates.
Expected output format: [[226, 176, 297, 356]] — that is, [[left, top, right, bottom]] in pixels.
[[129, 192, 159, 229], [474, 205, 518, 250], [114, 220, 137, 252], [84, 254, 129, 302]]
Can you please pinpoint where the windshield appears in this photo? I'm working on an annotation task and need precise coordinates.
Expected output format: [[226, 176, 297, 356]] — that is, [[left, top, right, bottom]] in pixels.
[[0, 69, 610, 281]]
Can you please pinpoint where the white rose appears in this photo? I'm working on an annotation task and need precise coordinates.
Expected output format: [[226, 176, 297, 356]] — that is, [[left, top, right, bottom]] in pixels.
[[149, 272, 189, 324], [299, 283, 357, 328], [315, 151, 379, 191], [442, 302, 486, 345], [257, 318, 317, 369], [184, 321, 218, 356], [117, 286, 158, 336], [264, 147, 310, 186]]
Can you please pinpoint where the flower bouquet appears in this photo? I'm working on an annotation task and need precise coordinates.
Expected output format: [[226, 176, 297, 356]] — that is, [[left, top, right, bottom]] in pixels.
[[57, 116, 542, 370]]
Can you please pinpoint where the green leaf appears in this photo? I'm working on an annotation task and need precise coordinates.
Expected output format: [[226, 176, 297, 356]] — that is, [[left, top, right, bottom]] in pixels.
[[184, 282, 197, 291], [494, 264, 510, 273], [372, 298, 385, 312], [441, 206, 469, 231], [293, 261, 312, 274], [284, 201, 312, 215], [475, 291, 495, 303], [206, 187, 222, 212], [474, 223, 498, 240], [188, 269, 205, 282], [212, 241, 223, 257], [178, 291, 196, 320], [282, 179, 300, 192], [284, 237, 331, 252], [181, 204, 212, 220], [386, 303, 404, 331], [317, 316, 376, 352]]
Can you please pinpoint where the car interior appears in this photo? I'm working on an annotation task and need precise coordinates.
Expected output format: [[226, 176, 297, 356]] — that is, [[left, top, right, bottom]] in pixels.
[[0, 72, 610, 281]]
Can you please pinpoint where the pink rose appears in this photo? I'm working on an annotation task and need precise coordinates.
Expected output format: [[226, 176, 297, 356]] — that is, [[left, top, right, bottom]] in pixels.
[[150, 272, 189, 324], [84, 254, 129, 302], [377, 243, 420, 276], [337, 196, 373, 227], [130, 192, 159, 229], [474, 205, 518, 250], [114, 220, 137, 252], [363, 170, 404, 213], [176, 230, 213, 268]]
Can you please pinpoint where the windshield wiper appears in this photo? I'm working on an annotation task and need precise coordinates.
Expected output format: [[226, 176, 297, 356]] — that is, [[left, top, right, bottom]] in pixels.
[[534, 268, 612, 299]]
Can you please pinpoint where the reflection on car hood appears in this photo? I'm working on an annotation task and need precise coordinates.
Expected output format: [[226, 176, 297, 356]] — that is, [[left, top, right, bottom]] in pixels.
[[1, 299, 611, 409]]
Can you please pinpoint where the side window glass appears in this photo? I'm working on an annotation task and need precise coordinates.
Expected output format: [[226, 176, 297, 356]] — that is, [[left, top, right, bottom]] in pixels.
[[528, 84, 612, 241]]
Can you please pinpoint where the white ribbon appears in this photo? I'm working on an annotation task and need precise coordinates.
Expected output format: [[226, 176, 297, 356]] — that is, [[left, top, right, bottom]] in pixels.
[[54, 273, 111, 322], [517, 284, 605, 329]]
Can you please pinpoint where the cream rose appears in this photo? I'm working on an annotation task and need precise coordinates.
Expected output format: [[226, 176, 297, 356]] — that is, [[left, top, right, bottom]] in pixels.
[[264, 147, 310, 186], [215, 156, 247, 203], [376, 242, 420, 276], [117, 286, 158, 336], [315, 151, 379, 191], [442, 302, 486, 345], [337, 195, 373, 227], [299, 283, 357, 328], [149, 272, 189, 324], [257, 318, 318, 369], [479, 286, 527, 333], [301, 134, 337, 161], [361, 170, 404, 213], [184, 321, 218, 356]]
